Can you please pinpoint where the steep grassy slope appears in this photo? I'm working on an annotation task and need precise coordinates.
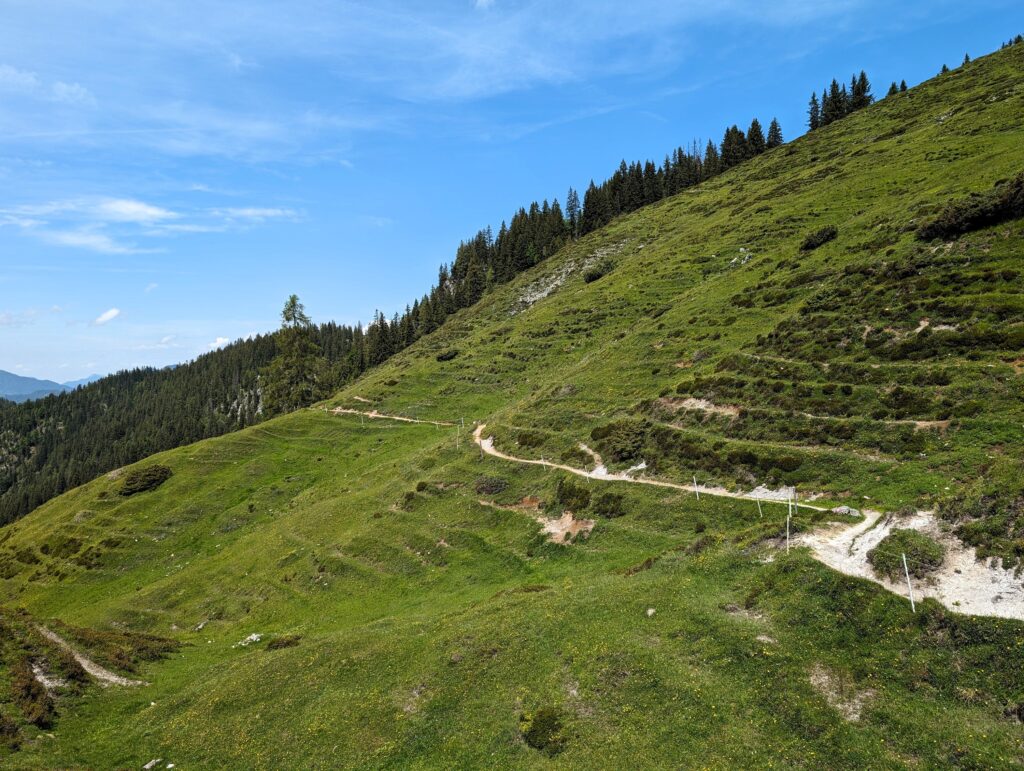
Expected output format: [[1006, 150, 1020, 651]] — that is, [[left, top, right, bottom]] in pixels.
[[0, 47, 1023, 768]]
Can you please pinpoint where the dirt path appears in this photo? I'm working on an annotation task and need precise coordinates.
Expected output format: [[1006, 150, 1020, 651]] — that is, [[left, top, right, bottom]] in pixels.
[[472, 423, 823, 512], [329, 408, 1023, 618], [330, 407, 455, 427], [37, 626, 146, 687]]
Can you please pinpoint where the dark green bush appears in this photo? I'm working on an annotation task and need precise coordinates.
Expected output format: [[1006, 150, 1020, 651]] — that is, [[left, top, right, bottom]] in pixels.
[[474, 476, 508, 495], [592, 492, 626, 518], [519, 706, 566, 755], [11, 658, 53, 728], [800, 225, 838, 251], [917, 172, 1024, 240], [516, 430, 546, 448], [435, 349, 459, 362], [554, 477, 591, 512], [266, 635, 302, 650], [583, 258, 615, 283], [118, 465, 173, 496], [867, 529, 945, 580], [592, 419, 649, 463]]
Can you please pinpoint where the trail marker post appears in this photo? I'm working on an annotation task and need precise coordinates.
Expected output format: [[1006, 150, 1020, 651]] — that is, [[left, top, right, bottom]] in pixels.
[[902, 552, 916, 612], [756, 497, 763, 518], [786, 513, 791, 553], [693, 476, 700, 501]]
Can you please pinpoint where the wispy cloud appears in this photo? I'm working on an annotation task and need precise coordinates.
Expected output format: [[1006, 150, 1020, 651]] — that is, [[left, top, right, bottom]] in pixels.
[[207, 336, 230, 349], [144, 282, 159, 293], [43, 228, 149, 255], [93, 307, 120, 325], [0, 63, 96, 107]]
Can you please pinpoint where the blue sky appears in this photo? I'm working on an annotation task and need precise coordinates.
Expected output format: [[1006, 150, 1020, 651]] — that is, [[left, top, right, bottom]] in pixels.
[[1, 0, 1020, 381]]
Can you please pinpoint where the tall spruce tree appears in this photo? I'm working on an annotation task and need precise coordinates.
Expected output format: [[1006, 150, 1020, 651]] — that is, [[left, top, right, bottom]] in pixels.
[[887, 81, 899, 97], [900, 79, 908, 92], [808, 92, 821, 130], [262, 295, 333, 416], [747, 118, 766, 155], [766, 118, 783, 149]]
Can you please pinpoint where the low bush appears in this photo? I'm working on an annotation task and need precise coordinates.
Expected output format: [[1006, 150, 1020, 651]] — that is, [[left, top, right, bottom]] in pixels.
[[519, 706, 566, 756], [917, 172, 1024, 240], [266, 635, 302, 650], [474, 476, 508, 495], [867, 529, 945, 580], [592, 492, 626, 518], [50, 622, 180, 674], [553, 477, 591, 513], [11, 658, 53, 728], [583, 257, 615, 283], [516, 430, 546, 449], [118, 465, 172, 496], [800, 225, 838, 251]]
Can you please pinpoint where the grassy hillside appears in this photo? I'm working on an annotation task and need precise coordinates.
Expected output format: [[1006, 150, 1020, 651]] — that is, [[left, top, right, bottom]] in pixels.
[[0, 46, 1022, 768]]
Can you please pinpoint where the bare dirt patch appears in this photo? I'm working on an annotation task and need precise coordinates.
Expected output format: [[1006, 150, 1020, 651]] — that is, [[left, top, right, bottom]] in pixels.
[[659, 397, 740, 418], [799, 510, 1024, 620], [809, 664, 875, 722]]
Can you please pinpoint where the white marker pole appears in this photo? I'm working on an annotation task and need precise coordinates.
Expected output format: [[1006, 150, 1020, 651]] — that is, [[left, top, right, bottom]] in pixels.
[[902, 553, 916, 613], [693, 476, 700, 500], [786, 513, 791, 553], [756, 497, 763, 518]]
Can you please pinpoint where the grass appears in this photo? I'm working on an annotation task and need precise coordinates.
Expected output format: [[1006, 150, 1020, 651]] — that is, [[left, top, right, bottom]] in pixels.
[[0, 45, 1022, 768]]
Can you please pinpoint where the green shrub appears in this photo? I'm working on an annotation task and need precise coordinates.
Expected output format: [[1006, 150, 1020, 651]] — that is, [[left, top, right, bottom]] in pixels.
[[474, 476, 508, 495], [592, 419, 649, 463], [553, 477, 591, 512], [800, 225, 838, 251], [517, 430, 546, 448], [266, 635, 302, 650], [592, 492, 626, 518], [11, 658, 53, 728], [583, 257, 615, 283], [118, 465, 173, 497], [435, 349, 459, 362], [519, 706, 566, 755], [415, 480, 429, 492], [917, 172, 1024, 240], [867, 529, 945, 580]]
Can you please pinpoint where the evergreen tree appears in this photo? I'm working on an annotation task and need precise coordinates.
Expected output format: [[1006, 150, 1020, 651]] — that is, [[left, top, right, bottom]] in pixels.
[[887, 81, 899, 97], [963, 53, 970, 65], [747, 118, 766, 155], [852, 71, 872, 109], [808, 92, 821, 130], [565, 187, 580, 237], [702, 140, 720, 179], [900, 79, 908, 92], [766, 118, 783, 149], [261, 296, 333, 416], [940, 63, 950, 74], [822, 79, 845, 125]]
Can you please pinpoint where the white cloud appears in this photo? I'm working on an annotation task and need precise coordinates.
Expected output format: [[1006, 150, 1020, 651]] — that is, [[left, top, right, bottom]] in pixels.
[[207, 336, 230, 349], [144, 282, 158, 293], [94, 198, 176, 223], [50, 81, 96, 107], [0, 63, 95, 107], [93, 308, 120, 326], [213, 207, 299, 221], [43, 228, 146, 254], [475, 0, 495, 9]]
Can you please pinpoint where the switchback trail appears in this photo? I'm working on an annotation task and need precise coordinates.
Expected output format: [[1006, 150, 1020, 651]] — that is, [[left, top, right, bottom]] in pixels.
[[328, 408, 1024, 619]]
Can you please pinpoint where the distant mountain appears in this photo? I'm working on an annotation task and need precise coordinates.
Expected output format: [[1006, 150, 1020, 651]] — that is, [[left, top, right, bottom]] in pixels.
[[0, 370, 68, 403], [0, 370, 107, 403], [61, 374, 103, 390]]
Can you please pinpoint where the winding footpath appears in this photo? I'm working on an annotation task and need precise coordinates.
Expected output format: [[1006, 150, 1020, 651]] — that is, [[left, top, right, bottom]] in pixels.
[[37, 626, 146, 687], [328, 406, 1024, 619]]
